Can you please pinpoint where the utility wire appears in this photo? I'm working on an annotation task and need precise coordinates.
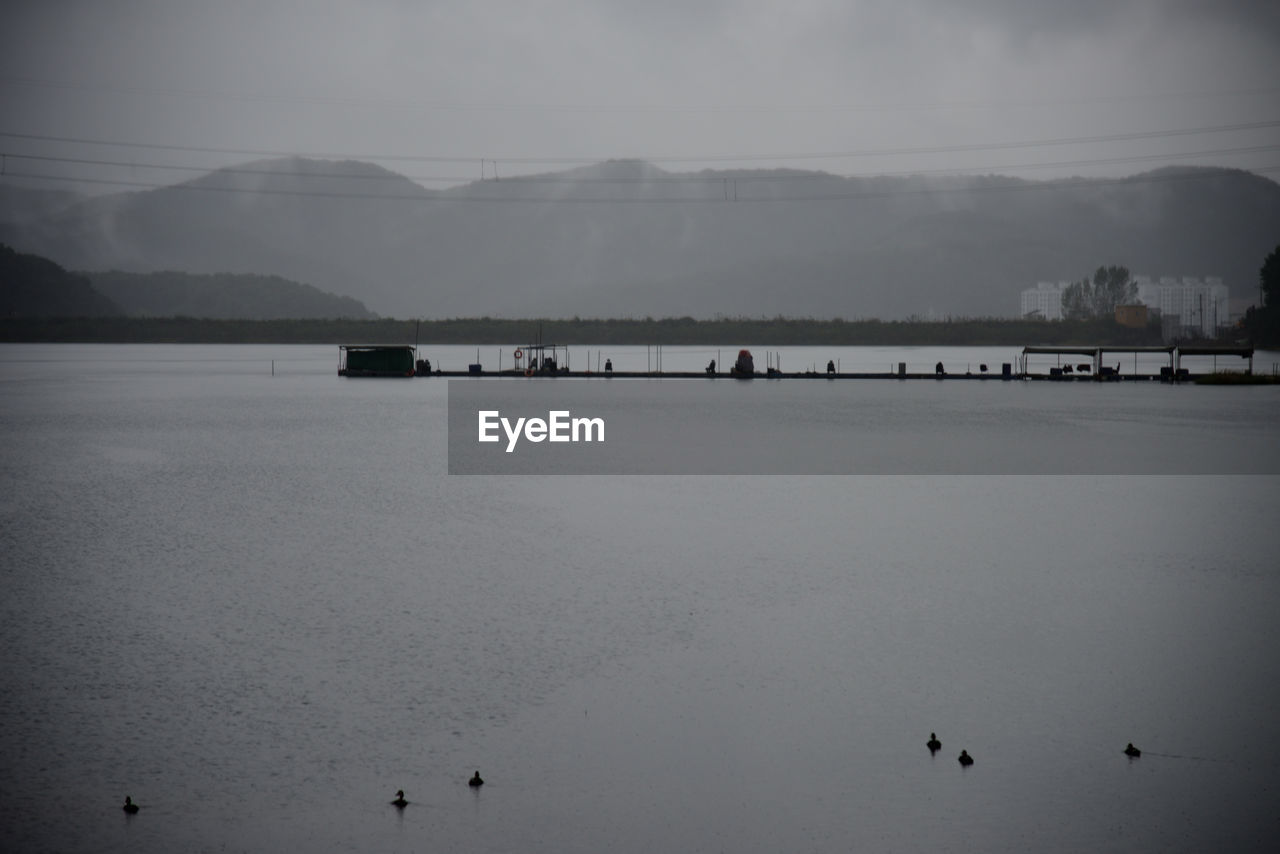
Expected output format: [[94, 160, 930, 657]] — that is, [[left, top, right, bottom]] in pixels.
[[6, 143, 1279, 186], [2, 119, 1278, 166], [5, 162, 1276, 204], [4, 74, 1278, 114]]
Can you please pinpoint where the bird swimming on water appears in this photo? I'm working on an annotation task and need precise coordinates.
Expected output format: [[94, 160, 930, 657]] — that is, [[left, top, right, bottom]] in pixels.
[[958, 749, 974, 766], [122, 796, 139, 814], [469, 771, 484, 787], [391, 789, 408, 808], [927, 732, 941, 752], [1124, 743, 1142, 758]]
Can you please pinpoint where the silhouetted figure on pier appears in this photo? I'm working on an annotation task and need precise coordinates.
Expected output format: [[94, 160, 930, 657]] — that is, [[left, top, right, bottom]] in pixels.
[[392, 789, 408, 808], [958, 749, 973, 766], [827, 360, 836, 374], [1124, 743, 1141, 758], [927, 732, 941, 753], [935, 361, 945, 376], [469, 771, 485, 787], [122, 796, 139, 814], [979, 364, 988, 373], [605, 359, 613, 374], [706, 359, 716, 375]]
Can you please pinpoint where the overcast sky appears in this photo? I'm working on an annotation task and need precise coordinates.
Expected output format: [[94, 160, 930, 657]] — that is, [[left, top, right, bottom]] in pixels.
[[2, 0, 1278, 193]]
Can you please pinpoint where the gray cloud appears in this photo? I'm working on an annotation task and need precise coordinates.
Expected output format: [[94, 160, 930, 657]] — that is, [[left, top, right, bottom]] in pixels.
[[2, 0, 1277, 191]]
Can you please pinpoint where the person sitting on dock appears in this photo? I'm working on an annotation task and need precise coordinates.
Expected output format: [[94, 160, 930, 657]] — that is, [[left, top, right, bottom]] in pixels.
[[706, 359, 716, 375], [827, 360, 836, 374], [935, 361, 945, 376], [605, 359, 613, 374]]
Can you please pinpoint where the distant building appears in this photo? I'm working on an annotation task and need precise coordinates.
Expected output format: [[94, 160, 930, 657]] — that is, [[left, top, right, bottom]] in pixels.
[[1114, 304, 1148, 328], [1132, 275, 1229, 339], [1020, 274, 1229, 339], [1020, 281, 1070, 320]]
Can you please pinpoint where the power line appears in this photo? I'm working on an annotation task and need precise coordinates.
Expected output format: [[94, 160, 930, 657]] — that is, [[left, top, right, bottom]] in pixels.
[[4, 74, 1278, 114], [6, 143, 1280, 187], [2, 153, 462, 186], [0, 131, 474, 164], [2, 118, 1278, 166], [658, 121, 1280, 164], [5, 162, 1276, 205]]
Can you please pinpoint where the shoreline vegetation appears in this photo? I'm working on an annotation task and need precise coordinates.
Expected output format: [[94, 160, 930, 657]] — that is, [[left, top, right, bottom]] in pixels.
[[0, 316, 1234, 347]]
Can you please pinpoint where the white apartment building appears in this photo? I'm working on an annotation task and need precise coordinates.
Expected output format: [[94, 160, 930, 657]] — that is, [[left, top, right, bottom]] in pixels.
[[1020, 281, 1070, 320], [1132, 275, 1229, 338], [1019, 274, 1229, 337]]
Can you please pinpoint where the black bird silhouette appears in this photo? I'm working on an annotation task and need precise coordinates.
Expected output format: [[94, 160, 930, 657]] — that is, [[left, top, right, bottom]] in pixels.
[[927, 732, 941, 753], [122, 796, 139, 814], [468, 771, 484, 787], [958, 750, 974, 766], [1124, 743, 1142, 758], [391, 789, 408, 808]]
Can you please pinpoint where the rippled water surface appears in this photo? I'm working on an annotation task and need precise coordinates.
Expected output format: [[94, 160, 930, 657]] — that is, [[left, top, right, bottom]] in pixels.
[[2, 344, 1278, 853]]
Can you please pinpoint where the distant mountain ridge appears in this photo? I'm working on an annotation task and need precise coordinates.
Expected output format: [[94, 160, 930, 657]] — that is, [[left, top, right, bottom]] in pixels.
[[89, 270, 375, 319], [2, 158, 1277, 319], [1, 243, 374, 319], [1, 243, 119, 317]]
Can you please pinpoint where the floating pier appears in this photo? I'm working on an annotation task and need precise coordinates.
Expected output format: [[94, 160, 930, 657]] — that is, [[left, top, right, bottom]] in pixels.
[[349, 344, 1258, 381], [1018, 345, 1254, 381]]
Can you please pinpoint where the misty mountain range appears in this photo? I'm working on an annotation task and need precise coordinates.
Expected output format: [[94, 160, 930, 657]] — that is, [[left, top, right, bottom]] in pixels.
[[1, 243, 373, 320], [2, 158, 1278, 319]]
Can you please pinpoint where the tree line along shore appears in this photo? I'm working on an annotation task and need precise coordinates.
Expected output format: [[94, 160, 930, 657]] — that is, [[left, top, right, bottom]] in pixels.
[[0, 315, 1216, 347]]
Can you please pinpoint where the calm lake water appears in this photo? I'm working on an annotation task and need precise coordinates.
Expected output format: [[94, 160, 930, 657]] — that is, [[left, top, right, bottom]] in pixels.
[[2, 344, 1279, 853]]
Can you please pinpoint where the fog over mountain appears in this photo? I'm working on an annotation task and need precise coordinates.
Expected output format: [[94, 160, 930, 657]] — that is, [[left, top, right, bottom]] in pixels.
[[3, 3, 1278, 319], [2, 159, 1277, 319]]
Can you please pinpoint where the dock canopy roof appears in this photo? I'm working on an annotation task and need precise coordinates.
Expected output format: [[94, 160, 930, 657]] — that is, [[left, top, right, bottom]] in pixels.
[[1172, 346, 1253, 358], [1021, 345, 1112, 358]]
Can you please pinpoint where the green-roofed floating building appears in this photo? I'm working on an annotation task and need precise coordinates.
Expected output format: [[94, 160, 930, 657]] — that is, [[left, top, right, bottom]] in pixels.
[[338, 345, 418, 377]]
